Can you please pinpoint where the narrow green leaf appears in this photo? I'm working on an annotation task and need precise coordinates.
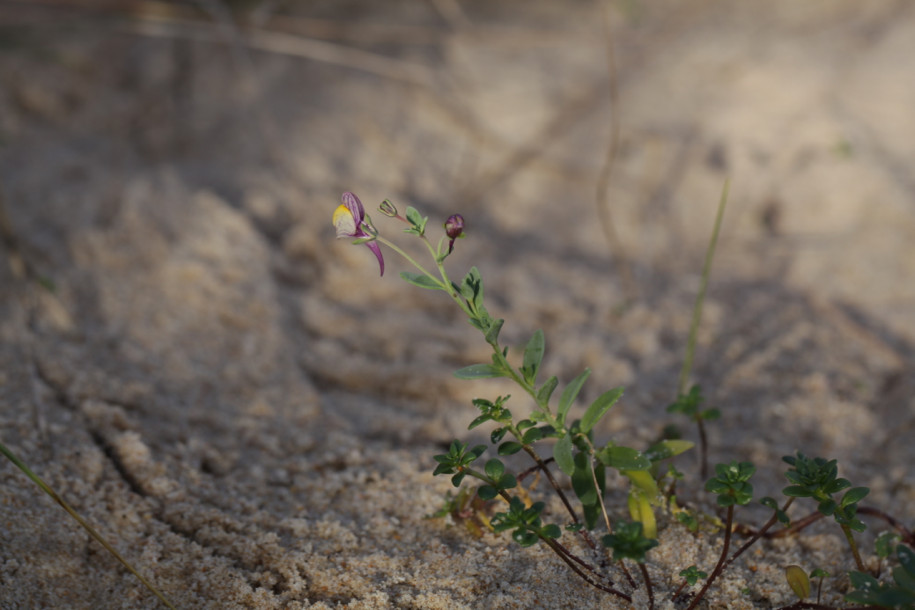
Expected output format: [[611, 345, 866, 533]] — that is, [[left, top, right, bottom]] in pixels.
[[521, 330, 545, 385], [597, 446, 651, 471], [536, 376, 559, 404], [571, 452, 600, 506], [399, 271, 442, 290], [484, 318, 504, 344], [553, 433, 575, 476], [558, 368, 591, 425], [644, 439, 695, 462], [841, 487, 870, 507], [468, 415, 491, 429], [454, 364, 503, 379], [580, 387, 624, 434]]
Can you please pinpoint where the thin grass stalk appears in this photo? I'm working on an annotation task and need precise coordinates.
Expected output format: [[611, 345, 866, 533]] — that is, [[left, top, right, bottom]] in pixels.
[[0, 441, 177, 610]]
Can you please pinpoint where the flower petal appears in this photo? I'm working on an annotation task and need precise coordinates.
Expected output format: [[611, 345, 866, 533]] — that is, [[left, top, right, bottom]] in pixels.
[[332, 203, 357, 238], [365, 240, 385, 276], [341, 192, 365, 224]]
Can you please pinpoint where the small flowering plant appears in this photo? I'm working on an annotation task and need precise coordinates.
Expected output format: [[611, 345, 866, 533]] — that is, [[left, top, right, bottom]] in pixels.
[[331, 191, 913, 609], [331, 191, 694, 604]]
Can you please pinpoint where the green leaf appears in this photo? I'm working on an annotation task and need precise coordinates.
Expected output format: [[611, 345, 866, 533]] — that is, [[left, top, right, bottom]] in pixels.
[[571, 452, 601, 507], [536, 376, 559, 404], [553, 433, 575, 477], [897, 544, 915, 578], [841, 486, 870, 507], [477, 485, 498, 500], [454, 364, 503, 379], [540, 524, 561, 539], [521, 427, 543, 444], [521, 330, 545, 385], [513, 530, 540, 547], [700, 408, 721, 421], [782, 485, 813, 498], [498, 441, 523, 456], [597, 446, 651, 471], [558, 368, 591, 426], [399, 271, 442, 290], [468, 415, 491, 430], [516, 420, 535, 432], [405, 207, 428, 234], [644, 439, 695, 462], [580, 387, 624, 434], [876, 532, 900, 559], [484, 318, 504, 344], [484, 459, 505, 481], [497, 474, 517, 490]]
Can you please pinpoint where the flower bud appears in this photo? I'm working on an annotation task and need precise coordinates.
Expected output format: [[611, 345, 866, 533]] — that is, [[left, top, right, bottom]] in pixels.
[[444, 214, 465, 239], [379, 199, 398, 217], [444, 214, 465, 253]]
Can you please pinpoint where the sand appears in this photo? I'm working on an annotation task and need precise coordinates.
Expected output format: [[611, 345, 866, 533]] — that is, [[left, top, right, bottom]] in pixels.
[[1, 1, 913, 608]]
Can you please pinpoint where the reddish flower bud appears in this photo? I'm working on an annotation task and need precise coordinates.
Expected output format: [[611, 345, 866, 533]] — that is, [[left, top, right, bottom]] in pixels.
[[444, 214, 465, 253]]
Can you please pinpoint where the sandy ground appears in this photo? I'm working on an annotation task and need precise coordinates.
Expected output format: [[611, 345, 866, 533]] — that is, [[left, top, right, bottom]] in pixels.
[[1, 1, 914, 608]]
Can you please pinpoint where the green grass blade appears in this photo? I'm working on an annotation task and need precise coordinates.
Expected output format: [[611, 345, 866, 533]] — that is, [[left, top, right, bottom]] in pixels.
[[0, 440, 177, 609], [678, 179, 730, 396]]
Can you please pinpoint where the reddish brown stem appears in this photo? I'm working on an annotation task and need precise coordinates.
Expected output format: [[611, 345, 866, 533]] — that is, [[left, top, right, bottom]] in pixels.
[[685, 504, 734, 610], [638, 562, 654, 610]]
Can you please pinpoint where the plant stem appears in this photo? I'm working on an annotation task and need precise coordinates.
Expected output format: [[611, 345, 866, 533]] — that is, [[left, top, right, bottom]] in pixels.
[[374, 234, 447, 287], [840, 524, 867, 572], [696, 416, 709, 481], [685, 504, 734, 610], [485, 339, 559, 426], [638, 562, 655, 610], [541, 537, 632, 601], [677, 179, 729, 397], [0, 441, 176, 610], [677, 180, 729, 480], [723, 497, 794, 573], [491, 488, 628, 601], [857, 506, 915, 546], [521, 446, 581, 527]]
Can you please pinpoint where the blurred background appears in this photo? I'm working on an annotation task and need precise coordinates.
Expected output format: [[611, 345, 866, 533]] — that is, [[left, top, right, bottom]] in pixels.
[[1, 1, 914, 607]]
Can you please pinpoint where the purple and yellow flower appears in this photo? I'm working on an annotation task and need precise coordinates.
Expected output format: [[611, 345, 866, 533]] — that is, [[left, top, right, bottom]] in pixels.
[[333, 192, 385, 276]]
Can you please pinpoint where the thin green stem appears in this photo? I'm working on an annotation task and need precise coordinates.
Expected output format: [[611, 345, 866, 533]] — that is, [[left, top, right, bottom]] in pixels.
[[841, 524, 867, 572], [373, 235, 441, 285], [0, 441, 176, 610], [484, 344, 559, 428], [677, 179, 729, 396]]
